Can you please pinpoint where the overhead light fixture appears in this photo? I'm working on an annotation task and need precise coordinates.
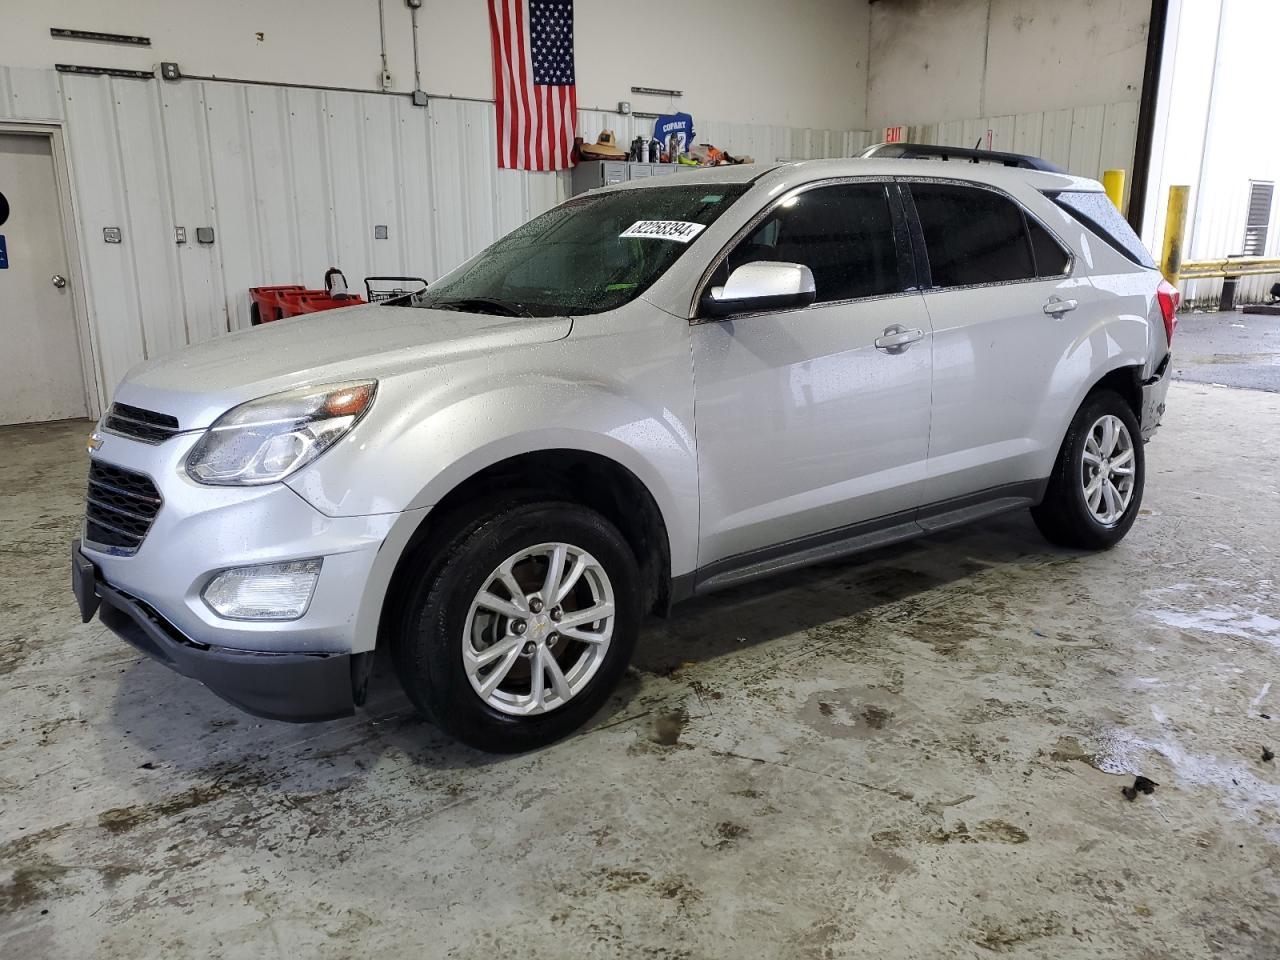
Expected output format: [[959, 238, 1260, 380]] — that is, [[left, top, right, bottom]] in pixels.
[[631, 86, 683, 98]]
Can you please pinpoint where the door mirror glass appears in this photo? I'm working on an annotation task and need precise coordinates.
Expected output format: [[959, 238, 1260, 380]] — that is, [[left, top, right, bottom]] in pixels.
[[700, 261, 817, 318]]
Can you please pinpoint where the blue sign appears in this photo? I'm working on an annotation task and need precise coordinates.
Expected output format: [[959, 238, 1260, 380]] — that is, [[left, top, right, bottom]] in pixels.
[[0, 234, 7, 269]]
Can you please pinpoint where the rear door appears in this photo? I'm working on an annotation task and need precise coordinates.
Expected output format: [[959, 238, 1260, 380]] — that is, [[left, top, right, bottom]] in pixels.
[[691, 180, 933, 567], [903, 180, 1101, 505]]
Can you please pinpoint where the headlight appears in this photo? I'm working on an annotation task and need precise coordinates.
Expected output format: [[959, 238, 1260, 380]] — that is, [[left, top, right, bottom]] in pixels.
[[186, 380, 376, 485], [202, 559, 322, 620]]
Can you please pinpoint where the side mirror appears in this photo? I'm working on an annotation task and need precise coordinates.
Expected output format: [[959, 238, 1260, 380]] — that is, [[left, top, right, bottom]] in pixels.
[[700, 261, 817, 318]]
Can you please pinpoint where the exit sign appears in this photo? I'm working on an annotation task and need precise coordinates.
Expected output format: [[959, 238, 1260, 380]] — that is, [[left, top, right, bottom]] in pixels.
[[884, 126, 905, 144]]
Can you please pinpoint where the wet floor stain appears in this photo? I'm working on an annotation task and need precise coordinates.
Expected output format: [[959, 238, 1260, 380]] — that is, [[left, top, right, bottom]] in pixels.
[[1143, 581, 1280, 646], [971, 912, 1064, 952], [649, 707, 688, 746], [97, 775, 264, 835], [801, 687, 905, 740], [1046, 735, 1111, 772], [872, 820, 1029, 847], [0, 859, 71, 914], [708, 820, 749, 849]]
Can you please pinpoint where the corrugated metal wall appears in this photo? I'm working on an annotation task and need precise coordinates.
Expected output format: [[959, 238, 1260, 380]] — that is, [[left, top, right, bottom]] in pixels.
[[4, 66, 882, 407], [0, 65, 63, 121], [906, 100, 1140, 205], [1146, 0, 1280, 308], [58, 75, 571, 404], [1180, 174, 1280, 308], [2, 64, 1142, 409]]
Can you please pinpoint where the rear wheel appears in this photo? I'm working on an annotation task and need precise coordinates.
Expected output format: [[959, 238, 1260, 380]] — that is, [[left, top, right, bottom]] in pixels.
[[392, 500, 640, 752], [1031, 389, 1145, 550]]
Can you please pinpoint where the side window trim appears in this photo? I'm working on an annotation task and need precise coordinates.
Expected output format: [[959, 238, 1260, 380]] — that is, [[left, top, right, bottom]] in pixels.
[[1023, 207, 1074, 278], [897, 176, 1074, 293], [886, 182, 921, 293], [689, 176, 912, 322], [897, 183, 932, 290]]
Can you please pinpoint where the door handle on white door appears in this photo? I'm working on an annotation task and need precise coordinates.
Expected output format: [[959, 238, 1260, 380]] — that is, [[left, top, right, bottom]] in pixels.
[[874, 325, 924, 353], [51, 275, 67, 289], [1043, 297, 1076, 316]]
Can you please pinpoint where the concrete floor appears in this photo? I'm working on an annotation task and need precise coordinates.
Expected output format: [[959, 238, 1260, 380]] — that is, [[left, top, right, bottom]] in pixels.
[[2, 380, 1279, 959], [1174, 309, 1280, 392]]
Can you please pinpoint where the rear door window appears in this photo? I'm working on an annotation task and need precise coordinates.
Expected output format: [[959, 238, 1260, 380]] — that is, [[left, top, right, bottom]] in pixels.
[[728, 183, 904, 303], [909, 183, 1037, 288], [1027, 216, 1071, 277]]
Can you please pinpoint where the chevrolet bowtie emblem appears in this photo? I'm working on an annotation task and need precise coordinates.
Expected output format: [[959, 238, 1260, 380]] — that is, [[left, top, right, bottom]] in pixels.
[[87, 432, 103, 452]]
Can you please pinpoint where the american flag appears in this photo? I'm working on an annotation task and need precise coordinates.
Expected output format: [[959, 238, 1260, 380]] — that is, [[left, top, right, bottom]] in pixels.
[[488, 0, 578, 171]]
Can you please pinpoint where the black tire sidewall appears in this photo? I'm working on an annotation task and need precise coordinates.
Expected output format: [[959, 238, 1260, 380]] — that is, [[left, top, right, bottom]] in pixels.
[[397, 502, 640, 752]]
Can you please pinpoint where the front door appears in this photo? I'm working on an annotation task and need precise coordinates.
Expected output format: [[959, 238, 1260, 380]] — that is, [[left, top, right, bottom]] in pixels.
[[691, 181, 933, 568], [0, 131, 87, 424]]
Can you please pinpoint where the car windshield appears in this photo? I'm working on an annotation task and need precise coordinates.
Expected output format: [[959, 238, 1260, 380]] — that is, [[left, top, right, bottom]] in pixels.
[[413, 183, 750, 317]]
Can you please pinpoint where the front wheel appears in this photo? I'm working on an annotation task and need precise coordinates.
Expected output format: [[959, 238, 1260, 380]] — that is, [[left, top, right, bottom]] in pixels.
[[392, 501, 640, 753], [1031, 389, 1145, 550]]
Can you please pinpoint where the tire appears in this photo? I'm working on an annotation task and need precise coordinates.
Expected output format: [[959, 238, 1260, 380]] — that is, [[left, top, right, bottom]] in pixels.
[[1031, 389, 1145, 550], [249, 302, 263, 326], [392, 500, 640, 753]]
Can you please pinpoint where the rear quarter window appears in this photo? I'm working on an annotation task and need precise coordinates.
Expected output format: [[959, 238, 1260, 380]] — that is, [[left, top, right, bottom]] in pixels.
[[1050, 190, 1156, 269]]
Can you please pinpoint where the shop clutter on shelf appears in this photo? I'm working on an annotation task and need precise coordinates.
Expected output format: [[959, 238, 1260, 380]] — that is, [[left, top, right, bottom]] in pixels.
[[574, 111, 754, 167]]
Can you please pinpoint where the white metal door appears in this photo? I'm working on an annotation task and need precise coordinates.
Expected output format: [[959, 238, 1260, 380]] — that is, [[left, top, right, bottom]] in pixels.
[[0, 132, 87, 424]]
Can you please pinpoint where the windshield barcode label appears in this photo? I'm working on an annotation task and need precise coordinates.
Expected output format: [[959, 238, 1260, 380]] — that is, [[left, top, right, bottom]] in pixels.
[[620, 220, 707, 243]]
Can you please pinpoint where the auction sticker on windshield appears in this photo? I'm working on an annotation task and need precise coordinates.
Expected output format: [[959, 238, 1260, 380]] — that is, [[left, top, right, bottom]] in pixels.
[[620, 220, 707, 243]]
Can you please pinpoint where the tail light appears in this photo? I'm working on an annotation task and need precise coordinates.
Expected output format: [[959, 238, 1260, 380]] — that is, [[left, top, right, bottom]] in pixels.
[[1156, 279, 1180, 346]]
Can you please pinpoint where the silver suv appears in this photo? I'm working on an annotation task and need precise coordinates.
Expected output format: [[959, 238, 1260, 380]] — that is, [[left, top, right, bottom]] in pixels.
[[72, 148, 1178, 751]]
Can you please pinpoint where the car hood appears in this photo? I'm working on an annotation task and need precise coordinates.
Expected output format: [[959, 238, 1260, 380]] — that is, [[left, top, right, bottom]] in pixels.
[[113, 305, 573, 429]]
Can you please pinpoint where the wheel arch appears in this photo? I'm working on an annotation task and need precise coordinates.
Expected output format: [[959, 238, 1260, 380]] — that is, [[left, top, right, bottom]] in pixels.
[[1087, 364, 1143, 421], [375, 446, 679, 661]]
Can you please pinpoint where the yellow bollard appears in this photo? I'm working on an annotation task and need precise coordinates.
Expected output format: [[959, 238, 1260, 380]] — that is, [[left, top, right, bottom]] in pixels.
[[1161, 185, 1190, 287], [1103, 169, 1126, 213]]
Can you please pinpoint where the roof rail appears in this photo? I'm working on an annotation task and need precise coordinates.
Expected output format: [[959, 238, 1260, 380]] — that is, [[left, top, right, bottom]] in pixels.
[[859, 142, 1065, 174]]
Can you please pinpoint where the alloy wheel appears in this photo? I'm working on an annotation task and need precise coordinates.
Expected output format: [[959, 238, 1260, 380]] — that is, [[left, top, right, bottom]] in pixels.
[[1080, 413, 1136, 526], [462, 542, 615, 716]]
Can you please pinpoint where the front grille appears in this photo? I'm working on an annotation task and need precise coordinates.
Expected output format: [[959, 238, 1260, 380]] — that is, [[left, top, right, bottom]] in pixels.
[[85, 461, 163, 553], [103, 402, 180, 444]]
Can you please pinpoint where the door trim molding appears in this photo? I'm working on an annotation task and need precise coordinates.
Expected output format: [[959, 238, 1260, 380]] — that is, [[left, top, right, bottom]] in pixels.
[[670, 478, 1048, 602], [0, 120, 100, 419]]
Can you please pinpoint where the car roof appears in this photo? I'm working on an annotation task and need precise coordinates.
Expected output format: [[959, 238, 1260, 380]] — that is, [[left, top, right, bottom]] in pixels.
[[593, 156, 1102, 196]]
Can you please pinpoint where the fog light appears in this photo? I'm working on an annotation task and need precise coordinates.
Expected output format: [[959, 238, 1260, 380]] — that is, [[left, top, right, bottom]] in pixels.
[[202, 559, 322, 621]]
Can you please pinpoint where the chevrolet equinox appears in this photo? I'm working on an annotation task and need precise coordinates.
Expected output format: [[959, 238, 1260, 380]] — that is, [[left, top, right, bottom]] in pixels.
[[72, 147, 1178, 752]]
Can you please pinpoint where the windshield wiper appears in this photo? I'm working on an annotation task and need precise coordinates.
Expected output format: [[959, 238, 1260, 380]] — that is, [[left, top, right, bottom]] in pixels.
[[426, 296, 533, 318]]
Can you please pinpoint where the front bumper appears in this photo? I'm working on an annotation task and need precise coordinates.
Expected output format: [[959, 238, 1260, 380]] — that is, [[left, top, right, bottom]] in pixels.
[[78, 430, 427, 655], [1140, 353, 1172, 441], [74, 540, 354, 721]]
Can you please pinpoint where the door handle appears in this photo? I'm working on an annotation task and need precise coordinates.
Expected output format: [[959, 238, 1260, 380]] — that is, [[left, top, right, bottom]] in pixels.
[[51, 274, 68, 289], [875, 325, 924, 353], [1043, 297, 1076, 316]]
